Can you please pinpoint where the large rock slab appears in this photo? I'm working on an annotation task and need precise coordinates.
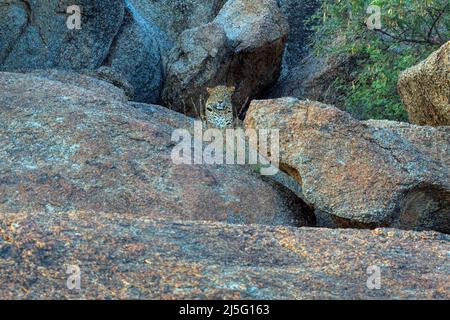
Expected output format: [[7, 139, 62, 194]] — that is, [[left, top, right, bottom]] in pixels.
[[162, 0, 288, 116], [0, 212, 448, 299], [0, 0, 124, 70], [244, 98, 450, 233], [0, 71, 314, 227], [266, 1, 354, 111], [398, 41, 450, 126], [0, 0, 167, 104], [21, 69, 130, 103]]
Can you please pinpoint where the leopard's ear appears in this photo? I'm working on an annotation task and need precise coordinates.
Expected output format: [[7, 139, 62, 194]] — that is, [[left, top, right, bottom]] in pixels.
[[227, 86, 236, 93], [206, 87, 213, 94]]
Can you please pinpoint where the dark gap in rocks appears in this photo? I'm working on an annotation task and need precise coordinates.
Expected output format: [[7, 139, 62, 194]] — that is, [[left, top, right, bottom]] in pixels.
[[396, 184, 450, 234]]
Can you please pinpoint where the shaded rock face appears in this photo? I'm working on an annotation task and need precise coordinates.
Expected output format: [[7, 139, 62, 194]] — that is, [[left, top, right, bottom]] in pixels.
[[128, 0, 226, 42], [244, 98, 450, 233], [267, 52, 360, 109], [103, 1, 167, 104], [398, 41, 450, 126], [266, 0, 358, 110], [0, 212, 449, 299], [0, 0, 124, 70], [0, 0, 166, 104], [162, 0, 288, 116], [83, 66, 135, 100], [21, 69, 130, 103], [0, 71, 314, 227]]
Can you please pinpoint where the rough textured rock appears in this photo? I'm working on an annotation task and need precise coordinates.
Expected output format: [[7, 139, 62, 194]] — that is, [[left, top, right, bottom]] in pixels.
[[0, 71, 314, 227], [365, 120, 450, 168], [267, 53, 359, 109], [21, 68, 130, 103], [244, 98, 450, 233], [128, 0, 226, 42], [0, 0, 166, 104], [103, 1, 167, 104], [162, 0, 288, 116], [276, 0, 320, 72], [398, 41, 450, 126], [0, 212, 448, 299], [0, 0, 124, 70], [266, 1, 357, 111], [83, 66, 135, 100]]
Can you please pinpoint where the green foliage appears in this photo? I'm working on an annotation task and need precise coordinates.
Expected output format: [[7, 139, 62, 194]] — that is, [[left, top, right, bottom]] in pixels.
[[310, 0, 450, 121]]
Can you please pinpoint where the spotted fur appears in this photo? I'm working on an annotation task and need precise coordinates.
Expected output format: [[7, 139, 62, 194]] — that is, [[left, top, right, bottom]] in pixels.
[[205, 86, 235, 129]]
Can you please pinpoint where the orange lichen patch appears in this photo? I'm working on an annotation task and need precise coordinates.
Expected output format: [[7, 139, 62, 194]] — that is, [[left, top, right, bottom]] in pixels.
[[279, 237, 309, 257], [372, 228, 386, 236], [276, 228, 308, 257]]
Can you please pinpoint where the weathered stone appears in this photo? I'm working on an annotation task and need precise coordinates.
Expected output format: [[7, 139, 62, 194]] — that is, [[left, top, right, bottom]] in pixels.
[[276, 0, 320, 71], [104, 0, 168, 104], [0, 212, 448, 299], [20, 68, 130, 103], [0, 0, 125, 70], [162, 0, 288, 116], [398, 41, 450, 126], [0, 0, 167, 104], [244, 98, 450, 233], [128, 0, 226, 42], [83, 66, 135, 100], [162, 23, 232, 116], [0, 71, 314, 227], [267, 53, 359, 110]]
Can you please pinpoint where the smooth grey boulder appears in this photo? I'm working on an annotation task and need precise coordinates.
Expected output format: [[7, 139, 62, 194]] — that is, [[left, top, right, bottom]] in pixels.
[[128, 0, 226, 42], [0, 0, 167, 104], [104, 1, 168, 103]]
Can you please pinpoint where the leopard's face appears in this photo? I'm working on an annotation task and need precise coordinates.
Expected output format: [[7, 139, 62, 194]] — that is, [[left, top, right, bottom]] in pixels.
[[205, 86, 235, 129]]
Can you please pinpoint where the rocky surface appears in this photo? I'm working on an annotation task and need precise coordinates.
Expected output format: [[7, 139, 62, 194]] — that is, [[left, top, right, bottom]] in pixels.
[[0, 71, 314, 227], [83, 66, 135, 100], [0, 0, 166, 104], [398, 41, 450, 126], [266, 1, 357, 111], [0, 1, 449, 301], [21, 68, 130, 103], [267, 52, 359, 109], [244, 98, 450, 233], [276, 0, 320, 72], [103, 0, 167, 104], [0, 212, 448, 299], [162, 0, 288, 116], [129, 0, 226, 42], [365, 120, 450, 168], [0, 0, 124, 70]]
